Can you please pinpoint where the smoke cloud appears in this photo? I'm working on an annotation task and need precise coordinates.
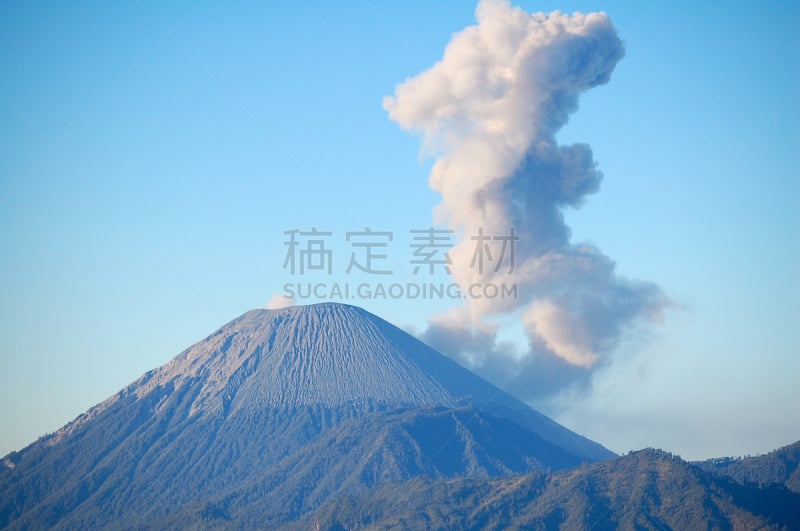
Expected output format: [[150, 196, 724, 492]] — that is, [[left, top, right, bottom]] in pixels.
[[385, 0, 667, 401], [265, 293, 295, 310]]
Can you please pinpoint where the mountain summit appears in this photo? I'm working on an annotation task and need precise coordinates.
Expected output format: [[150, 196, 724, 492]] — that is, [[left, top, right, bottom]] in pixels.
[[141, 302, 496, 412], [59, 303, 611, 460], [1, 302, 613, 528]]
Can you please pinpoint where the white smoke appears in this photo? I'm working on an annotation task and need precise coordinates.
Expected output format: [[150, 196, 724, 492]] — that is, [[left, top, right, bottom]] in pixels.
[[385, 0, 667, 398], [265, 293, 295, 310]]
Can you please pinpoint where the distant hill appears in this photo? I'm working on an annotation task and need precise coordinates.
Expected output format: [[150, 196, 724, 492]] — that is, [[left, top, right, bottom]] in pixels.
[[0, 303, 610, 529], [306, 448, 800, 530], [697, 440, 800, 494]]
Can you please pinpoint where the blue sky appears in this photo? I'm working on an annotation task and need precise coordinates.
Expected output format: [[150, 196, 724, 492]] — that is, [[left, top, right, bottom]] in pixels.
[[1, 0, 798, 460]]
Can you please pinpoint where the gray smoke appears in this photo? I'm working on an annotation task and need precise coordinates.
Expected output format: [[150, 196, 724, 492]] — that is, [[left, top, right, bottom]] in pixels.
[[385, 0, 667, 400]]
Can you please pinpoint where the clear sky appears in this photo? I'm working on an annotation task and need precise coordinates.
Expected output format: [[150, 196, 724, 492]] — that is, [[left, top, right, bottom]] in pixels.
[[1, 0, 798, 460]]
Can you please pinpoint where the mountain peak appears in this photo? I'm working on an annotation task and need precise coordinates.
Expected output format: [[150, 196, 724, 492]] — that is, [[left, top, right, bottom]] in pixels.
[[138, 302, 468, 415], [49, 303, 613, 460], [2, 303, 619, 528]]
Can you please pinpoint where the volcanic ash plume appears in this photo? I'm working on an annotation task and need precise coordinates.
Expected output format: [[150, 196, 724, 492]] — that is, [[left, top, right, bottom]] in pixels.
[[384, 0, 667, 399]]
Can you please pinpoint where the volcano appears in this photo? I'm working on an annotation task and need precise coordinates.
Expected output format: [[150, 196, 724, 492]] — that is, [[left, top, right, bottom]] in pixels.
[[0, 303, 612, 529]]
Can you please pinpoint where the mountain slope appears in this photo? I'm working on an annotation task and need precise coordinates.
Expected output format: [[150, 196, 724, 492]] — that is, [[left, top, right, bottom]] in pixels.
[[37, 303, 610, 460], [307, 448, 800, 530], [0, 303, 612, 529], [104, 405, 595, 529], [697, 440, 800, 494]]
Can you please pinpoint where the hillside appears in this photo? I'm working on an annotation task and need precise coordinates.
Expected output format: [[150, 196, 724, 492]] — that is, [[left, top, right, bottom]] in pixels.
[[307, 449, 800, 530], [698, 440, 800, 494]]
